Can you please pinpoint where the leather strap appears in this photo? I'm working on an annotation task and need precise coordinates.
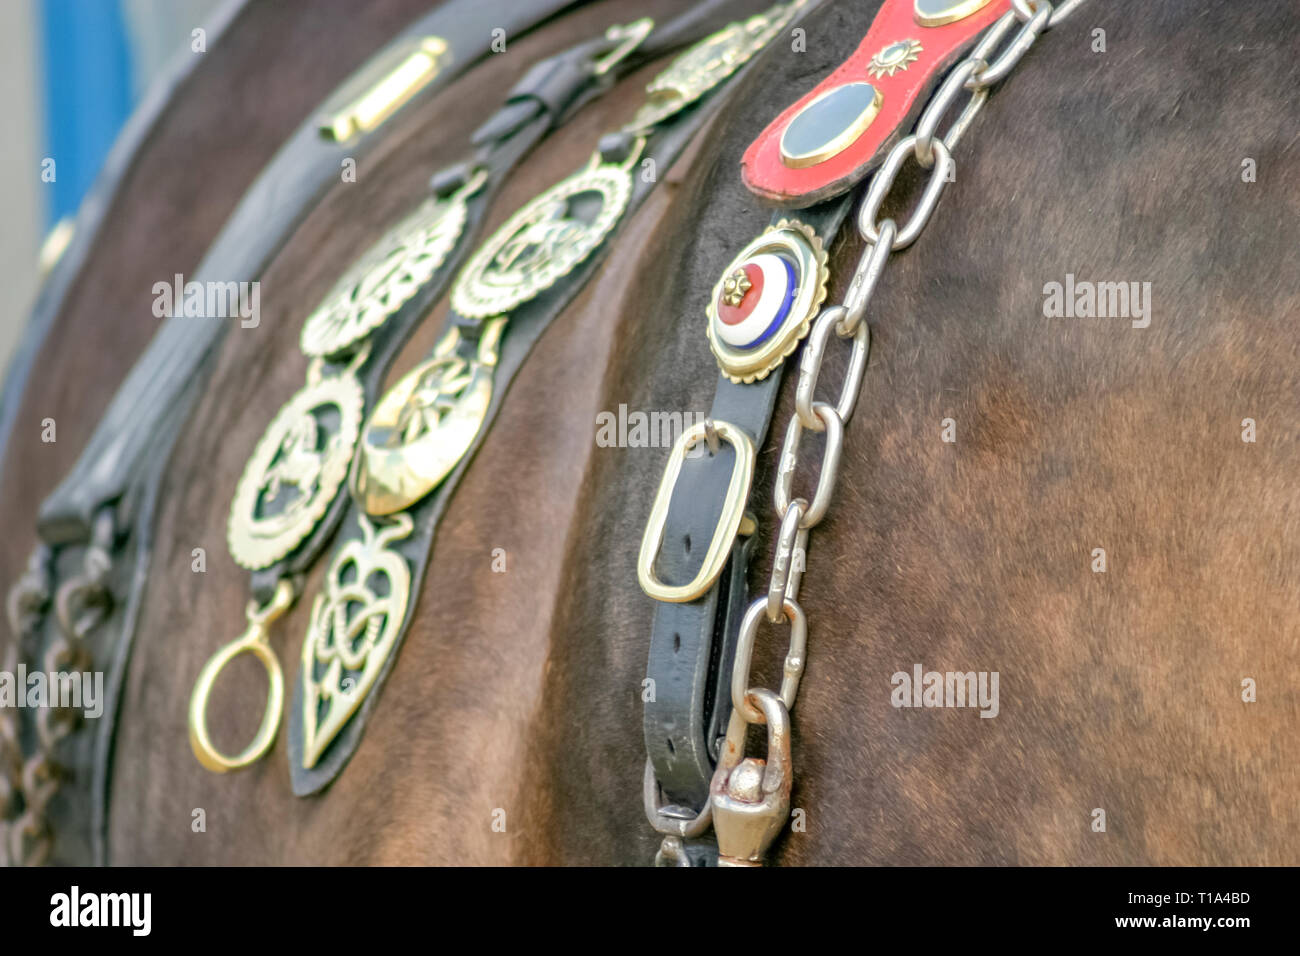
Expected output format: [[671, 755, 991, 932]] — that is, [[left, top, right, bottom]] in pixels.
[[288, 0, 795, 795], [0, 0, 252, 477], [643, 199, 850, 809], [742, 0, 1007, 205]]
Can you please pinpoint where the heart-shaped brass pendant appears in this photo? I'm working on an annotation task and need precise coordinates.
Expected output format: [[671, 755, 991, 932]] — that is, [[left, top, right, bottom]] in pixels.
[[299, 512, 413, 769]]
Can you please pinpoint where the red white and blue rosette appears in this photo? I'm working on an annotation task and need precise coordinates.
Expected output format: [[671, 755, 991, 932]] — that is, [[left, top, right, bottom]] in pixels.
[[706, 219, 829, 383]]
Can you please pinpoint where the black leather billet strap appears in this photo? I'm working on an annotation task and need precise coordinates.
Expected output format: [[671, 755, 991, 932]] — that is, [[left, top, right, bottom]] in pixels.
[[288, 10, 768, 793], [644, 197, 851, 810], [34, 0, 592, 549]]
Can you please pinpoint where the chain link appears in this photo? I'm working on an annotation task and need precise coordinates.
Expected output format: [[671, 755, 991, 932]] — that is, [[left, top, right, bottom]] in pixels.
[[796, 305, 871, 429], [0, 545, 52, 868], [859, 135, 954, 248], [709, 0, 1085, 866], [1, 510, 113, 866]]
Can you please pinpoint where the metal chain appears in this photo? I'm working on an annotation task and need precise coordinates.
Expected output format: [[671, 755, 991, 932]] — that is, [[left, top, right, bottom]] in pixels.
[[698, 0, 1087, 867], [1, 510, 114, 866], [0, 545, 53, 867]]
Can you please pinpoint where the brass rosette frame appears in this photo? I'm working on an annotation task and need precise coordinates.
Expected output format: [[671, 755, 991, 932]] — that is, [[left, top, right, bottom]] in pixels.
[[705, 219, 829, 384]]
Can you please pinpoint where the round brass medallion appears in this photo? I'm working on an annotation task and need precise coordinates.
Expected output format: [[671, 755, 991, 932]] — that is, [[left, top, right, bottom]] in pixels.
[[450, 163, 632, 319], [300, 195, 467, 358], [352, 321, 503, 516], [706, 219, 829, 384], [228, 373, 364, 569]]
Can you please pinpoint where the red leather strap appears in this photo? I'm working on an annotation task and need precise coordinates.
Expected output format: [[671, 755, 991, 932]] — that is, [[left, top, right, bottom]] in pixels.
[[742, 0, 1007, 206]]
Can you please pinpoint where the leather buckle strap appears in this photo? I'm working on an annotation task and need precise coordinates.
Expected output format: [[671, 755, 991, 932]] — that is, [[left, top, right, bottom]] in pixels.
[[638, 419, 756, 603]]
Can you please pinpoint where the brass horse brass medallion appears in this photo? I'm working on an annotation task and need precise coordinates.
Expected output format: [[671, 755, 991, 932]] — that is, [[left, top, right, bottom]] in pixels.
[[450, 163, 632, 319], [353, 319, 504, 516], [301, 512, 413, 768], [300, 194, 468, 358], [624, 1, 809, 133], [228, 374, 364, 569]]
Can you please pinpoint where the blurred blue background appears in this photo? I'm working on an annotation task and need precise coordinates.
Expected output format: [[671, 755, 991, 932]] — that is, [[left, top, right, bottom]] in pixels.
[[40, 0, 135, 226], [1, 0, 221, 367]]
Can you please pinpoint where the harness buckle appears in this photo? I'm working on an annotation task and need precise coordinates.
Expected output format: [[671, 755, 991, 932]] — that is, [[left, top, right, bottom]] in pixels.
[[637, 419, 755, 603]]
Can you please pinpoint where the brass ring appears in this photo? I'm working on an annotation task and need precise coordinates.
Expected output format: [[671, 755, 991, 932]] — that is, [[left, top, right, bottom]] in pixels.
[[188, 581, 292, 772]]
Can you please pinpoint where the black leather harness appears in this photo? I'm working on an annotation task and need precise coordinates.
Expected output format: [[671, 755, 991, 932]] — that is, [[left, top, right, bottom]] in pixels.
[[3, 0, 596, 866]]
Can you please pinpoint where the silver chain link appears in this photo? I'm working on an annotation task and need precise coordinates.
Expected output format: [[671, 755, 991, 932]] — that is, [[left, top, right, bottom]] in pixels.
[[696, 0, 1087, 867]]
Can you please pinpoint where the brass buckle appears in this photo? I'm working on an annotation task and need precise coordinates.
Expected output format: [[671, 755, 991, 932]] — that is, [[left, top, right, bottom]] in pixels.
[[638, 419, 755, 603]]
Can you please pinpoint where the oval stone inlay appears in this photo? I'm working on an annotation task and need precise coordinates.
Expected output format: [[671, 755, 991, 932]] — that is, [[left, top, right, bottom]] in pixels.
[[779, 82, 883, 169], [914, 0, 994, 28]]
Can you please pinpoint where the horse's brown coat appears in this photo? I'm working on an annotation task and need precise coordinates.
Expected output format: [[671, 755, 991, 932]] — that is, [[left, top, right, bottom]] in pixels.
[[7, 0, 1300, 864]]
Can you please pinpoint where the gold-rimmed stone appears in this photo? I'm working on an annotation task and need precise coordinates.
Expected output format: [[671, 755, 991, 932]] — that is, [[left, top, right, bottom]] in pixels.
[[913, 0, 995, 28], [779, 82, 884, 169]]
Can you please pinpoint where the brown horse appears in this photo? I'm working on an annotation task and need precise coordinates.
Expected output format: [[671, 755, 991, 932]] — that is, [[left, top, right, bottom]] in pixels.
[[3, 0, 1297, 865]]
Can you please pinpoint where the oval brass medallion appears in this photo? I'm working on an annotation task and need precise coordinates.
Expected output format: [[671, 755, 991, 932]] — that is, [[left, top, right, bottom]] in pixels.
[[450, 162, 632, 319], [779, 82, 884, 169], [913, 0, 994, 28], [228, 373, 365, 569], [300, 194, 468, 358], [352, 320, 504, 516]]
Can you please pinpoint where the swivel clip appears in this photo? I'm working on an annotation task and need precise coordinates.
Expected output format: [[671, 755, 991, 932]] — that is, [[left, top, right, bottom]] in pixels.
[[708, 687, 792, 866]]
